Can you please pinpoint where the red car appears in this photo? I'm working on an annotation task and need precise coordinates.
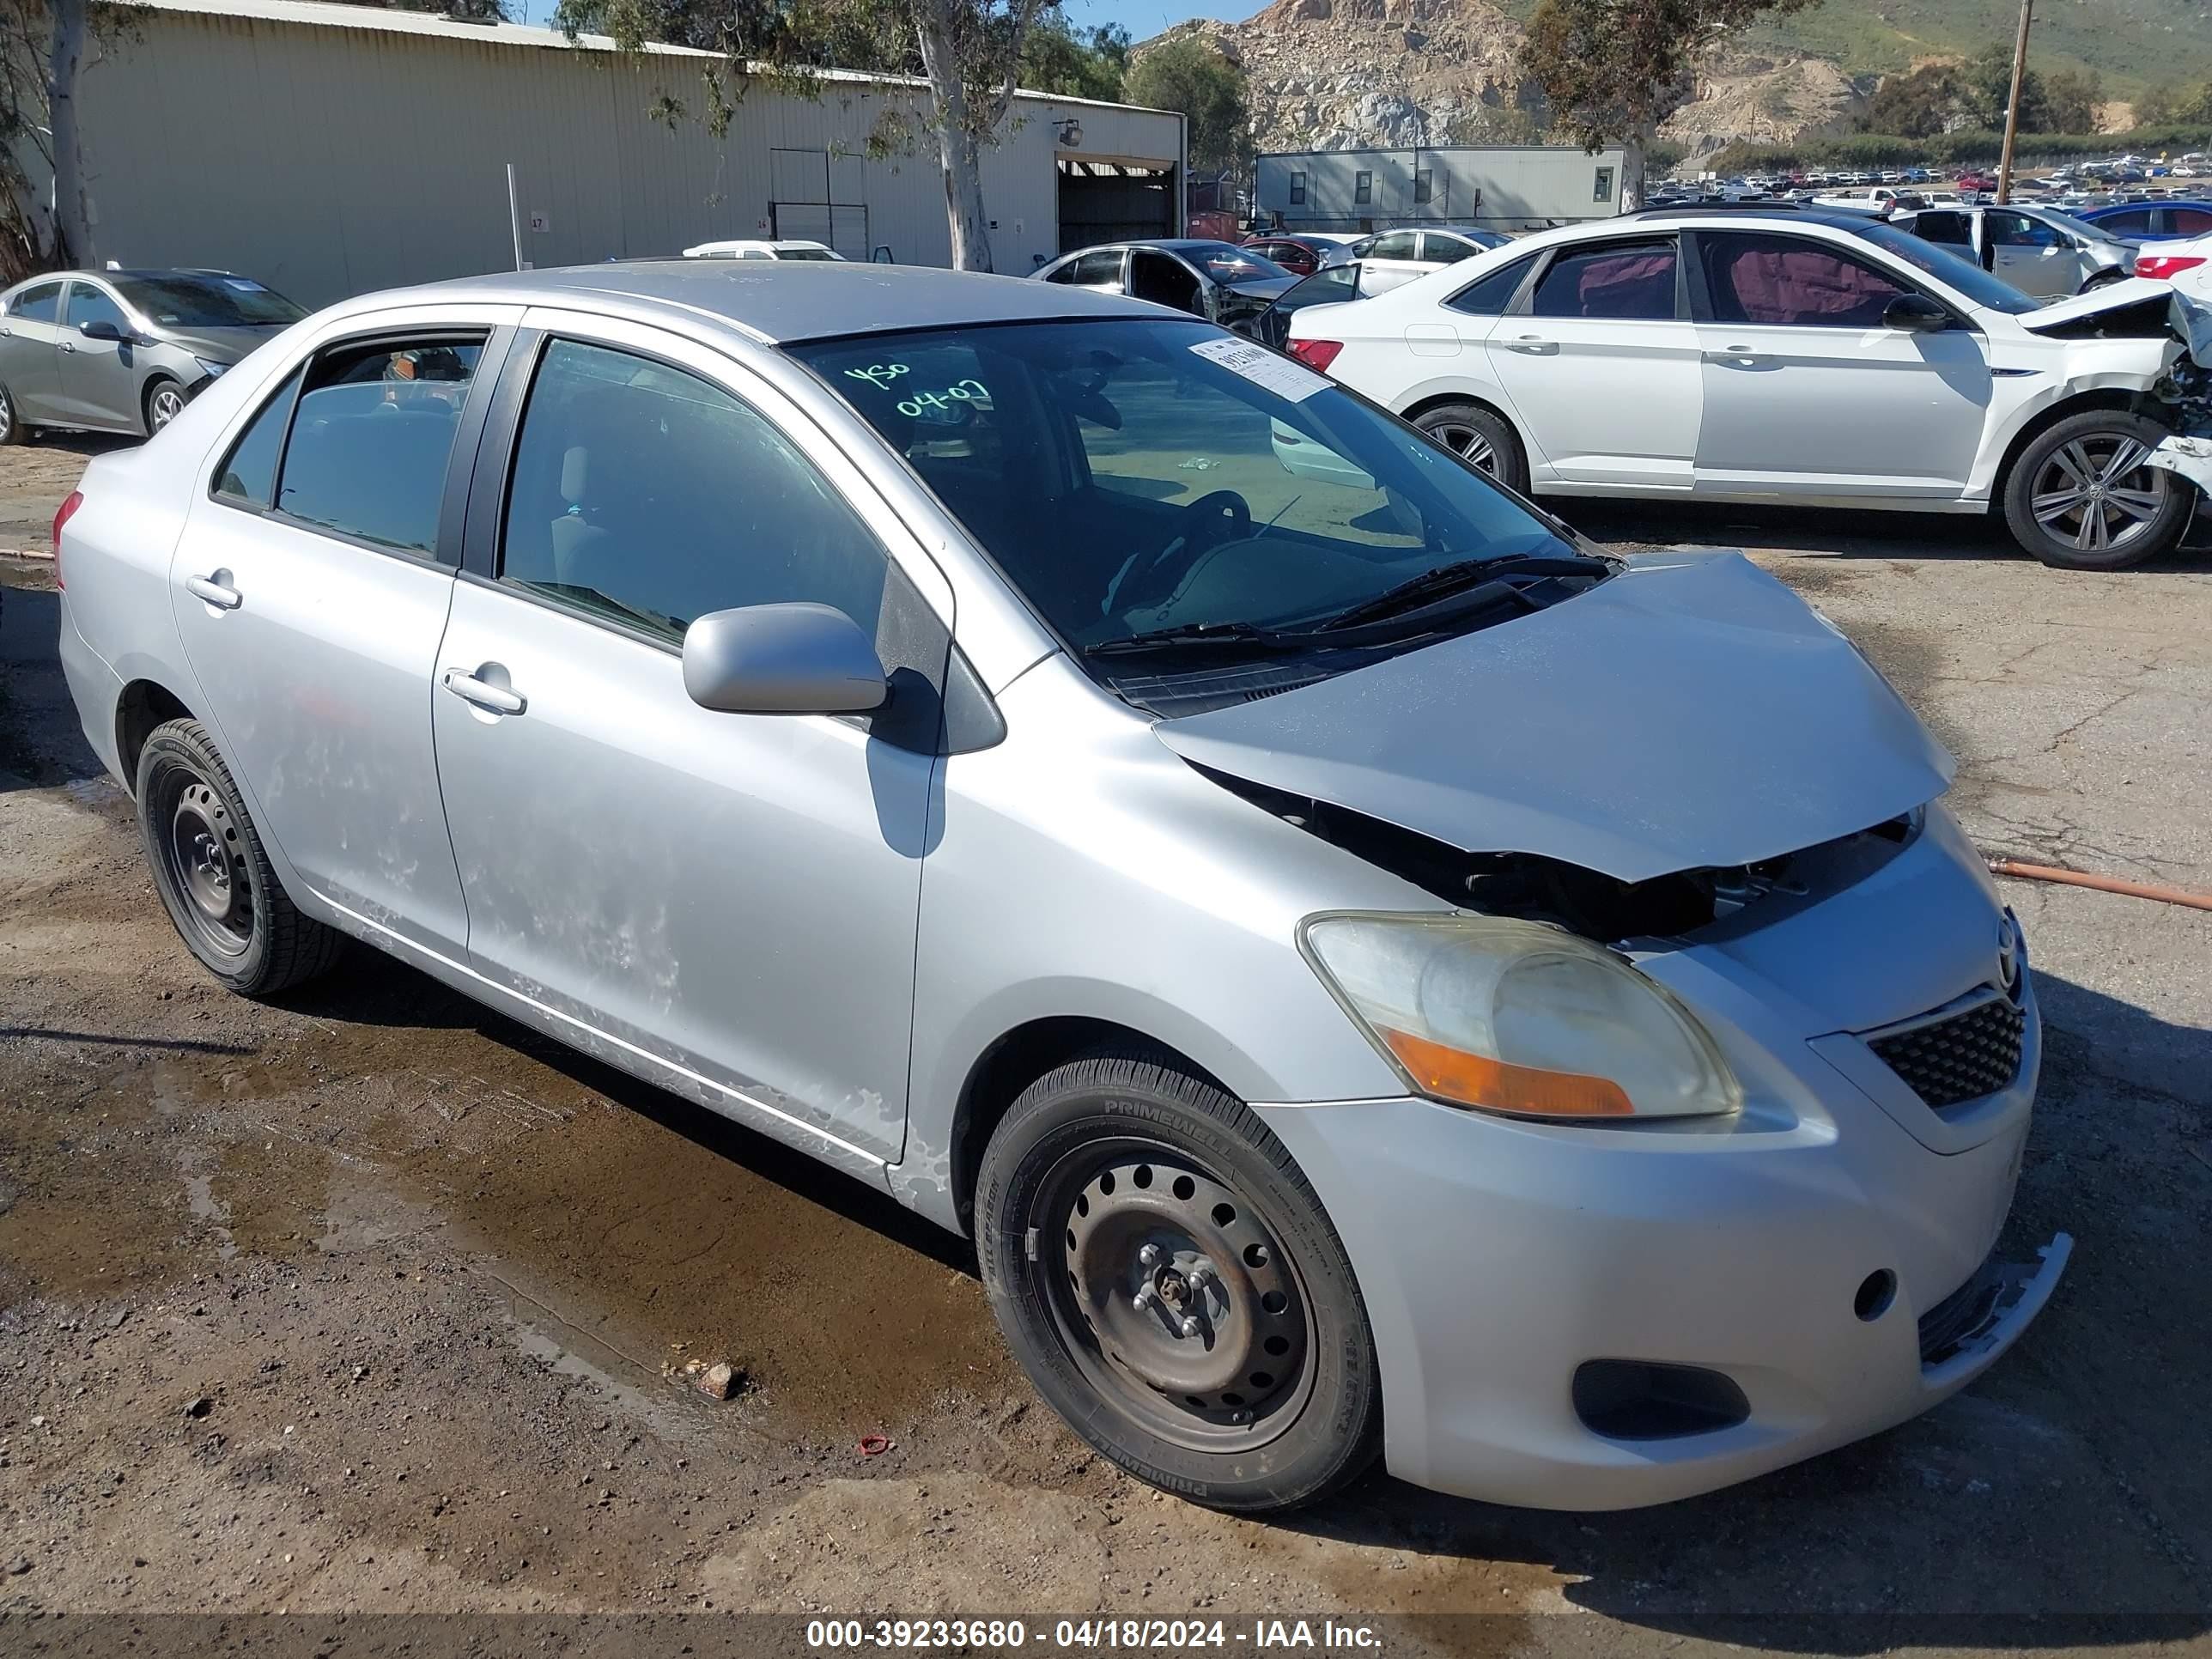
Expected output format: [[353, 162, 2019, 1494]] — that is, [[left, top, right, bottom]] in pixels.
[[1238, 234, 1334, 276]]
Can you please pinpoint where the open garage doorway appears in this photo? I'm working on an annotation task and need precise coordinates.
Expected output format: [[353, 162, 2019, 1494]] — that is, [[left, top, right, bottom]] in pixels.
[[1057, 159, 1176, 253]]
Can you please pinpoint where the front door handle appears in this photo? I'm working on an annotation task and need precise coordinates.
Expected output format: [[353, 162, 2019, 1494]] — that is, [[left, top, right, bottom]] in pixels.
[[58, 340, 76, 355], [1503, 335, 1558, 355], [1703, 347, 1767, 367], [443, 667, 526, 716], [185, 572, 241, 610]]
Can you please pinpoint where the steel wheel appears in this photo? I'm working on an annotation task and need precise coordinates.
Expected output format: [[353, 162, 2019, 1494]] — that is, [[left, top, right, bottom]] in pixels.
[[147, 381, 186, 432], [0, 386, 15, 443], [2028, 435, 2170, 556], [1036, 1142, 1316, 1454], [155, 773, 254, 959], [1427, 418, 1499, 477]]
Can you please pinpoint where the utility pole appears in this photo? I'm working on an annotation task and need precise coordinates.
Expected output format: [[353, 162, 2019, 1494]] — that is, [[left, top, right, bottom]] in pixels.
[[1996, 0, 2033, 204]]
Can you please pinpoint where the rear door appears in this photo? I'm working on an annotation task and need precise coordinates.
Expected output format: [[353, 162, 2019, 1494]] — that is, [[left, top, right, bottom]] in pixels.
[[1686, 228, 1988, 501], [167, 313, 516, 957], [1483, 234, 1702, 490], [430, 316, 952, 1166], [1987, 210, 2087, 297], [57, 279, 138, 430], [1, 280, 67, 422]]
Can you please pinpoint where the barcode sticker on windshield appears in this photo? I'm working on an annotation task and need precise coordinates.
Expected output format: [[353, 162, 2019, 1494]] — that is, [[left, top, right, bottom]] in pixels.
[[1188, 337, 1330, 402]]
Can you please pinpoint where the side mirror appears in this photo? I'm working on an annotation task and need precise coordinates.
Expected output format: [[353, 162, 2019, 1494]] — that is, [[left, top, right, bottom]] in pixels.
[[682, 602, 886, 715], [1883, 293, 1952, 333], [79, 318, 124, 342]]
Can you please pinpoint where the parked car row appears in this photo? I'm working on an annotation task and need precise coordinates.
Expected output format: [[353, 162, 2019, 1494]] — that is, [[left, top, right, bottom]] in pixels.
[[57, 252, 2089, 1523]]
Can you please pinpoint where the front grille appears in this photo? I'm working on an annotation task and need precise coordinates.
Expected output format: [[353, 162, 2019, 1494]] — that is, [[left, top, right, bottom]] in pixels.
[[1868, 989, 2025, 1109]]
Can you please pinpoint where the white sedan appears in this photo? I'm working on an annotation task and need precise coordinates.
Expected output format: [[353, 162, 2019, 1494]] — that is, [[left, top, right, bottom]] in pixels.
[[1287, 206, 2212, 569], [681, 239, 843, 261], [2135, 233, 2211, 295]]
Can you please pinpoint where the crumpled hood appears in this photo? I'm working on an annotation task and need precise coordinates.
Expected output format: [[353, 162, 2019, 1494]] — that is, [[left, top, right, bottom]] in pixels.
[[1152, 550, 1954, 884], [2019, 277, 2212, 365]]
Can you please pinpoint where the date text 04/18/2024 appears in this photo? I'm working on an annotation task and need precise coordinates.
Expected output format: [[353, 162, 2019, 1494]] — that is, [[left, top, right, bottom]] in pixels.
[[805, 1619, 1384, 1650]]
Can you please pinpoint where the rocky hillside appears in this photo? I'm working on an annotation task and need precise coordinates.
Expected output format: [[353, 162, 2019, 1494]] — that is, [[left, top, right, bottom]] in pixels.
[[1141, 0, 1864, 158]]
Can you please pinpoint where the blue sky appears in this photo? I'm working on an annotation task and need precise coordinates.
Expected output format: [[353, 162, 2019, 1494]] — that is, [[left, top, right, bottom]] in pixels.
[[515, 0, 1267, 40]]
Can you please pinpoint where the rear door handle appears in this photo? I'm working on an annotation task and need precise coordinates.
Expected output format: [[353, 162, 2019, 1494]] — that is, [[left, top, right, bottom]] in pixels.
[[1503, 335, 1558, 355], [185, 572, 241, 610], [443, 668, 526, 716]]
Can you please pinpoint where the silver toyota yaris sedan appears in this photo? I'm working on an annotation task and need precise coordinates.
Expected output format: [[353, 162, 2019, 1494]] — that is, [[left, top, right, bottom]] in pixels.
[[53, 262, 2069, 1515]]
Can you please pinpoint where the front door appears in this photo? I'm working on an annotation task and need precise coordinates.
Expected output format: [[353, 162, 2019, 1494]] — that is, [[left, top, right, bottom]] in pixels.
[[58, 280, 137, 429], [167, 321, 507, 957], [1482, 234, 1702, 489], [1986, 210, 2088, 298], [1688, 229, 1990, 500], [431, 322, 948, 1164]]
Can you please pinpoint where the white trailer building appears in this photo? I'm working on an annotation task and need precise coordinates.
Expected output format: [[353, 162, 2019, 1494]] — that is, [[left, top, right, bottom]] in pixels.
[[53, 0, 1186, 305], [1255, 143, 1632, 236]]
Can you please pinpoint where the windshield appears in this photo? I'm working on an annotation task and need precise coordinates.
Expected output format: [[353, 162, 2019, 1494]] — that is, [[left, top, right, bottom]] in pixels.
[[1852, 222, 2042, 314], [793, 319, 1587, 681], [1185, 243, 1291, 284], [112, 274, 303, 328]]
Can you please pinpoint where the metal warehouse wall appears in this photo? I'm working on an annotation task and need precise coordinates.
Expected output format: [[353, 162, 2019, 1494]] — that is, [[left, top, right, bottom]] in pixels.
[[70, 3, 1182, 305], [1255, 145, 1631, 234]]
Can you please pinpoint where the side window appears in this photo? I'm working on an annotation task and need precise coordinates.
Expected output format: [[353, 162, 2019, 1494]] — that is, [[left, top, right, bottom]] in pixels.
[[213, 368, 303, 506], [1698, 233, 1908, 328], [499, 338, 888, 645], [1424, 233, 1478, 264], [1989, 212, 2058, 248], [64, 283, 127, 333], [2172, 208, 2212, 234], [1043, 260, 1076, 285], [1912, 210, 1972, 246], [1278, 265, 1358, 314], [1413, 170, 1434, 206], [1289, 171, 1307, 206], [2096, 209, 2154, 236], [1072, 249, 1124, 286], [1594, 167, 1615, 203], [1445, 256, 1535, 316], [1369, 229, 1419, 260], [275, 336, 483, 557], [1529, 239, 1679, 319], [9, 281, 60, 322], [1354, 171, 1374, 206]]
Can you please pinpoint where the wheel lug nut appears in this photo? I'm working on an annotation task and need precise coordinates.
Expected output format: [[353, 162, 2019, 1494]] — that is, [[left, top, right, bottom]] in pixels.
[[1132, 1286, 1154, 1310], [1178, 1315, 1200, 1339], [1138, 1243, 1161, 1267]]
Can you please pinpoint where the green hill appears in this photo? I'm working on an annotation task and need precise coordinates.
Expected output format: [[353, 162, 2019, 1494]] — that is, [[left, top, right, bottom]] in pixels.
[[1494, 0, 2212, 98]]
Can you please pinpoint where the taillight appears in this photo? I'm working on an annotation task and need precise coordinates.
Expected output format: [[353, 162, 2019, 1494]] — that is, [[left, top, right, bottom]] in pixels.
[[2137, 252, 2207, 281], [1288, 338, 1344, 374], [52, 489, 82, 589]]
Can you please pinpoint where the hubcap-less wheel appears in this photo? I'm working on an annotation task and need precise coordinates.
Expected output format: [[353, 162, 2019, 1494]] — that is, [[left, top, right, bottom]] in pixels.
[[1039, 1146, 1315, 1453], [1427, 419, 1498, 476], [0, 389, 15, 442], [159, 777, 253, 957], [2029, 435, 2170, 556], [149, 383, 186, 431]]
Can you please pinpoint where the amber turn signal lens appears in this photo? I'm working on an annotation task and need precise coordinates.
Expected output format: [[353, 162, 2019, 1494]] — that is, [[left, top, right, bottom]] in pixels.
[[1382, 1027, 1635, 1118]]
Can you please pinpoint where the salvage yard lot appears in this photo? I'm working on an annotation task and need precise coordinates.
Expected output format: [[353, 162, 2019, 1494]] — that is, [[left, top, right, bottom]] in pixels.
[[2, 439, 2208, 1650]]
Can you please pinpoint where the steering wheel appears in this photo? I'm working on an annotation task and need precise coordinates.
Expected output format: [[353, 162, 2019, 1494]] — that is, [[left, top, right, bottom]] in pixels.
[[1115, 489, 1253, 615]]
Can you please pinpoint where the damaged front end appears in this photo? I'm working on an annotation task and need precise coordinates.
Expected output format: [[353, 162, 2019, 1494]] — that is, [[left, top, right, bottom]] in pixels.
[[2144, 321, 2212, 495]]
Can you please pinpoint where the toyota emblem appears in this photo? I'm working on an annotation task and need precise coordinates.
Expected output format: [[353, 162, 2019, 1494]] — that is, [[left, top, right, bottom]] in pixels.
[[1996, 917, 2020, 992]]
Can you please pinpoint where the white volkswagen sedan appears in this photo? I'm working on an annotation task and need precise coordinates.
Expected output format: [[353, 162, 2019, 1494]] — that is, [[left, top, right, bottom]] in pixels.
[[1286, 206, 2212, 569]]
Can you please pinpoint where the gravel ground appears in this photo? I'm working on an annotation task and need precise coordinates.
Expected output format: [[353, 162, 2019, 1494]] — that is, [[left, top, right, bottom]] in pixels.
[[2, 446, 2207, 1657]]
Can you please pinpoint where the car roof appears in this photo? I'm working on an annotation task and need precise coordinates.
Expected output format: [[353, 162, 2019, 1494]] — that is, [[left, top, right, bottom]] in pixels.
[[389, 260, 1159, 343]]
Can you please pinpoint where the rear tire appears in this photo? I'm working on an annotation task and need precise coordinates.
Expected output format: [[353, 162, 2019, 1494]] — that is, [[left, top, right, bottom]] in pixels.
[[2002, 410, 2193, 570], [136, 719, 343, 995], [1412, 400, 1528, 495], [976, 1053, 1382, 1514], [0, 382, 27, 446]]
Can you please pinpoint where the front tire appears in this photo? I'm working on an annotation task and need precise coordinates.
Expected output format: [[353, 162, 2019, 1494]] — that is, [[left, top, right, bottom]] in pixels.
[[0, 381, 27, 446], [1413, 400, 1528, 495], [2002, 410, 2193, 570], [143, 376, 186, 435], [976, 1054, 1382, 1513], [136, 719, 343, 995]]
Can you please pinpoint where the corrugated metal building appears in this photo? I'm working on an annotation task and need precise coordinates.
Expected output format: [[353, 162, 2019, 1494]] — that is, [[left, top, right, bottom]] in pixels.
[[1255, 144, 1632, 235], [64, 0, 1186, 304]]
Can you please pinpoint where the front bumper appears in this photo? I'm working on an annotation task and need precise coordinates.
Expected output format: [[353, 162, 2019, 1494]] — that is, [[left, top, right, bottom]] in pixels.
[[1260, 1072, 2066, 1510]]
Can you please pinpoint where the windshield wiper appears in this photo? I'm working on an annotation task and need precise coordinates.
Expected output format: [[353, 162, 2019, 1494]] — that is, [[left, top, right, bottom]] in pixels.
[[1084, 620, 1314, 658], [1315, 553, 1604, 632]]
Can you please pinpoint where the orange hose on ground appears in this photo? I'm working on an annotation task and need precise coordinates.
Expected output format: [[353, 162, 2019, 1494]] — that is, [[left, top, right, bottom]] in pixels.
[[1987, 859, 2212, 913]]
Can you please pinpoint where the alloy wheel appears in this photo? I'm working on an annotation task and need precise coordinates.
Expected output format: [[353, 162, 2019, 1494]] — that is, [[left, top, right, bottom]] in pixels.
[[2029, 435, 2171, 556], [0, 388, 14, 442], [149, 384, 186, 431], [1427, 419, 1498, 476], [1035, 1144, 1316, 1454]]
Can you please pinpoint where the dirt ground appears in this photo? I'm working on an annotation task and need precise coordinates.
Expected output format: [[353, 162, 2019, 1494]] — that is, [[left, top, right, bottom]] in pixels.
[[2, 441, 2208, 1657]]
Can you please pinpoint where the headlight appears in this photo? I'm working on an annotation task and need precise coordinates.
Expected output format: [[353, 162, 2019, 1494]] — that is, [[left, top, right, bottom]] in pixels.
[[1301, 913, 1742, 1121], [194, 358, 228, 379]]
